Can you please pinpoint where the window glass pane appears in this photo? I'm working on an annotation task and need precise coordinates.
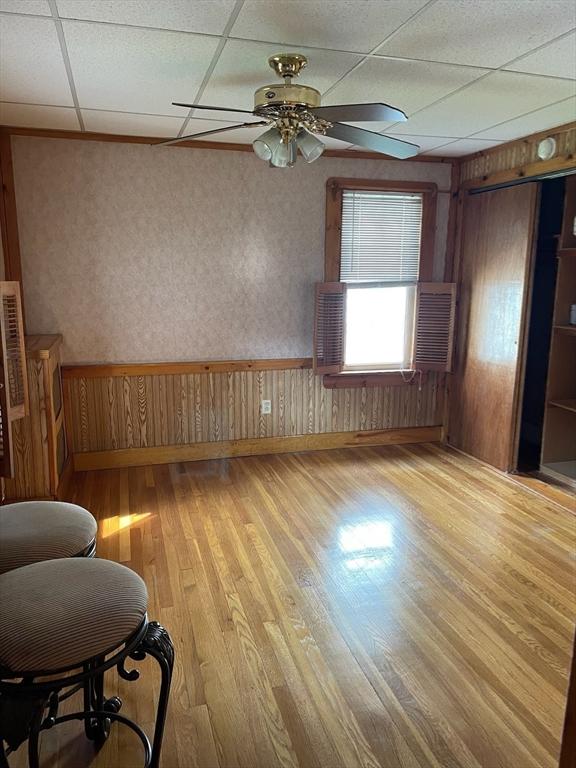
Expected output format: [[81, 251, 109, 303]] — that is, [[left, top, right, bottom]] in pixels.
[[341, 190, 423, 283], [344, 286, 413, 368]]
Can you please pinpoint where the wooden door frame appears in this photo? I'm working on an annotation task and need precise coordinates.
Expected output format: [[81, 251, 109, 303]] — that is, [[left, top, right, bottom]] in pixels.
[[507, 182, 541, 472]]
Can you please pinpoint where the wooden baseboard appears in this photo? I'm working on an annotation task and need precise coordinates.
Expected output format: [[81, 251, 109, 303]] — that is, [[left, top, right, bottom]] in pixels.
[[72, 426, 442, 471], [508, 472, 576, 514]]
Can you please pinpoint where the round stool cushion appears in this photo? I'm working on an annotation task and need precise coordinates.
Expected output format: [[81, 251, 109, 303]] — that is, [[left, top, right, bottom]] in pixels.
[[0, 502, 97, 574], [0, 558, 148, 673]]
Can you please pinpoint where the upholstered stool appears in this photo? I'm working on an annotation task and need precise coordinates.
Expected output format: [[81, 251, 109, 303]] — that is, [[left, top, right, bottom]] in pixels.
[[0, 558, 173, 768], [0, 502, 97, 574]]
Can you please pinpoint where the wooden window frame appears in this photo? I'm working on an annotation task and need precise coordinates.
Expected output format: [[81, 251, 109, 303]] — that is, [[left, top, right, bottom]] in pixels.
[[323, 177, 438, 386]]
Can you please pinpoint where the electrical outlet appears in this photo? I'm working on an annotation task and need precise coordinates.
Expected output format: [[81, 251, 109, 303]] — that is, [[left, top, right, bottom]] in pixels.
[[261, 399, 272, 415]]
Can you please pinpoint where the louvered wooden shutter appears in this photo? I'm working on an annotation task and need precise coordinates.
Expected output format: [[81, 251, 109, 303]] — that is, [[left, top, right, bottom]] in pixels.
[[413, 283, 457, 372], [0, 282, 28, 478], [314, 282, 346, 374]]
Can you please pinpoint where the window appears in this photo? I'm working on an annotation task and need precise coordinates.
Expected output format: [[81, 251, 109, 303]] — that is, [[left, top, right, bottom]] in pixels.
[[345, 283, 415, 370], [341, 188, 422, 370], [314, 178, 456, 382]]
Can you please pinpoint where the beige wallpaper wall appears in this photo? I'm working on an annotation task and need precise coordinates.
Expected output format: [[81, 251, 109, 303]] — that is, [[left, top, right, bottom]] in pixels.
[[12, 136, 451, 364]]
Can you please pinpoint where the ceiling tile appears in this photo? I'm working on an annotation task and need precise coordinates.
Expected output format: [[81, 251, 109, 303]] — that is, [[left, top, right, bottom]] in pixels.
[[505, 32, 576, 80], [377, 0, 576, 68], [0, 0, 50, 13], [0, 14, 73, 105], [198, 39, 363, 119], [0, 101, 79, 128], [56, 0, 236, 36], [385, 133, 462, 153], [62, 20, 219, 115], [324, 57, 488, 124], [426, 138, 503, 156], [81, 109, 193, 137], [473, 97, 576, 140], [230, 0, 429, 54], [392, 71, 576, 138]]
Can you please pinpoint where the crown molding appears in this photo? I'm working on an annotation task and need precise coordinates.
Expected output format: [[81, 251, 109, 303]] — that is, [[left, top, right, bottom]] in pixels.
[[0, 124, 454, 164]]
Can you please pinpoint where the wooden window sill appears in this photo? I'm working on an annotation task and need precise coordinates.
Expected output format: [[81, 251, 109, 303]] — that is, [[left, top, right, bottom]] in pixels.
[[323, 371, 426, 388]]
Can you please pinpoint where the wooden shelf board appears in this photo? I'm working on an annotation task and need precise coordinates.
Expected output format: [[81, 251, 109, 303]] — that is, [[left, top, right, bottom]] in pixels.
[[554, 325, 576, 335], [549, 399, 576, 414], [541, 461, 576, 489]]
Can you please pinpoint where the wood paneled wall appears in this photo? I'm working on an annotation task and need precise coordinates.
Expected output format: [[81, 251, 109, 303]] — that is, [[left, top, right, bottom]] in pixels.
[[459, 121, 576, 187], [63, 363, 444, 458]]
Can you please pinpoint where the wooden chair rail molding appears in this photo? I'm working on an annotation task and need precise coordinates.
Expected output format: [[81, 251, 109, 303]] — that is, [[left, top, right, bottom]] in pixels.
[[62, 358, 314, 378]]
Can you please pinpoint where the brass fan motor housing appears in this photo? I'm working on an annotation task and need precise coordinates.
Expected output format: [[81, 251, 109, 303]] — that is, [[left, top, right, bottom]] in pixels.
[[254, 82, 321, 111], [254, 53, 320, 112], [268, 53, 308, 79]]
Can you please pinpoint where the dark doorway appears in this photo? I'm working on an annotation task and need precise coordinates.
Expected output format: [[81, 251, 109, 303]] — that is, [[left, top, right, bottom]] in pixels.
[[517, 178, 565, 472]]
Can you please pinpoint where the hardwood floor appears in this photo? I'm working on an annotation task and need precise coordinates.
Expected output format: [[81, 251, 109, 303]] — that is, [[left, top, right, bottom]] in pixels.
[[11, 443, 575, 768]]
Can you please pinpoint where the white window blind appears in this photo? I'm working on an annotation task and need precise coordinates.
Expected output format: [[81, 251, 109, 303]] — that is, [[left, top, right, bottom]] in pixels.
[[340, 190, 423, 283]]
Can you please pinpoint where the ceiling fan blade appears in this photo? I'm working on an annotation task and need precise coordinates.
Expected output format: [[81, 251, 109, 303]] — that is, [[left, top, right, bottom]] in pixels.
[[155, 121, 268, 147], [172, 102, 256, 115], [310, 102, 407, 123], [325, 123, 419, 159]]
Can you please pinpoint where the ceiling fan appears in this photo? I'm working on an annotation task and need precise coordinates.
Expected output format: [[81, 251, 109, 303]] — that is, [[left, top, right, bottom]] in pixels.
[[157, 53, 419, 166]]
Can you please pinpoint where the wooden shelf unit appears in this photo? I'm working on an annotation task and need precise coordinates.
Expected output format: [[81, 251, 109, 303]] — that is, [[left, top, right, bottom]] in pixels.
[[548, 399, 576, 414], [3, 334, 69, 500], [540, 176, 576, 489]]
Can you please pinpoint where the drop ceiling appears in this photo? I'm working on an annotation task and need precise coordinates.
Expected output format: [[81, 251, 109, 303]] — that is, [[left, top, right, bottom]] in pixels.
[[0, 0, 575, 157]]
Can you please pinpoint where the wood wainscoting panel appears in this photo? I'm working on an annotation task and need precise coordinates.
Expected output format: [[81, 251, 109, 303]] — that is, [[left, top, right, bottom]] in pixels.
[[63, 365, 444, 467], [3, 359, 50, 499], [459, 121, 576, 189]]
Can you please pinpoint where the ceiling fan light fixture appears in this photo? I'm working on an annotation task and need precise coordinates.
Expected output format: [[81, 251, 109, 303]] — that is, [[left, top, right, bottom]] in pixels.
[[296, 129, 325, 163], [162, 54, 419, 161], [253, 126, 281, 161], [270, 138, 297, 168]]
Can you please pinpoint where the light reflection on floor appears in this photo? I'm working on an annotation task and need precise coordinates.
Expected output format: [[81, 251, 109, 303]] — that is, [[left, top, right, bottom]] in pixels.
[[337, 520, 394, 571], [101, 512, 151, 538]]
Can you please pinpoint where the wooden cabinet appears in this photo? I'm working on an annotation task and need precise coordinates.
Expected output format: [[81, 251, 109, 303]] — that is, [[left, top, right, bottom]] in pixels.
[[3, 334, 69, 500]]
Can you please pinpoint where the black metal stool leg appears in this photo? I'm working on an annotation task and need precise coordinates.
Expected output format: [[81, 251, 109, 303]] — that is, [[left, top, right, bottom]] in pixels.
[[83, 659, 96, 740], [82, 655, 122, 744], [0, 741, 10, 768], [26, 706, 43, 768], [1, 619, 174, 768], [132, 622, 174, 768]]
